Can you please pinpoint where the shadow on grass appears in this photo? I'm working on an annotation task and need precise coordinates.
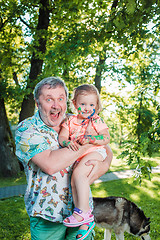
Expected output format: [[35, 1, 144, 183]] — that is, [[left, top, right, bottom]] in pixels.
[[0, 196, 30, 240]]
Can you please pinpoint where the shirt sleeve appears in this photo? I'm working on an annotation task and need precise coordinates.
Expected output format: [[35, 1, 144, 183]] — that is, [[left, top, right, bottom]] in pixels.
[[15, 121, 52, 164], [92, 116, 109, 133]]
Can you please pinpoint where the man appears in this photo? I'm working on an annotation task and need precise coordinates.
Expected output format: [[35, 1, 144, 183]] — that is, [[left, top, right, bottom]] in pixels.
[[15, 77, 113, 240]]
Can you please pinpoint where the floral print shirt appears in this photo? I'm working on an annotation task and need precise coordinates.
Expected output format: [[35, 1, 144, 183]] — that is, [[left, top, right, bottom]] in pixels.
[[15, 111, 74, 222]]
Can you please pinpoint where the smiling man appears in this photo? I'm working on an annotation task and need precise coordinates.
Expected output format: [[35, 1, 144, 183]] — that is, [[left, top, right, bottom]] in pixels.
[[36, 83, 67, 130], [15, 77, 113, 240]]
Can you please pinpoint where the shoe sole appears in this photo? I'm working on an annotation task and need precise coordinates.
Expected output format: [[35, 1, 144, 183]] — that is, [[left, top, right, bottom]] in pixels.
[[63, 216, 94, 227], [76, 221, 96, 240]]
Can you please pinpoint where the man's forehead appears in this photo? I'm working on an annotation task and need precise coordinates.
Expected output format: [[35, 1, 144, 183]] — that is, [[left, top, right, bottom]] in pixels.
[[41, 85, 66, 95]]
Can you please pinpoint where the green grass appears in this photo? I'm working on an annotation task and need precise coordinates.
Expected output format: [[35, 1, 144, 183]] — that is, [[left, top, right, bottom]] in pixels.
[[109, 153, 160, 172], [0, 150, 159, 239], [0, 171, 26, 188], [0, 173, 159, 240], [0, 196, 30, 240], [91, 173, 160, 239]]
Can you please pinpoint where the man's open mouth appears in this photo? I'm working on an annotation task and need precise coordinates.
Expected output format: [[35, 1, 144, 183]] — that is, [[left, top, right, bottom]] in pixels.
[[50, 111, 60, 119]]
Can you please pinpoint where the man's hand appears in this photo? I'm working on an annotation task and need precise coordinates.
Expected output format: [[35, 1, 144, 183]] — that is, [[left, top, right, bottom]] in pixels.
[[85, 145, 113, 184]]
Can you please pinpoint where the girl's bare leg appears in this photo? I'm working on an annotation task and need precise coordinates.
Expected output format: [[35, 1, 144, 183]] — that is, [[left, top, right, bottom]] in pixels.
[[71, 151, 104, 221]]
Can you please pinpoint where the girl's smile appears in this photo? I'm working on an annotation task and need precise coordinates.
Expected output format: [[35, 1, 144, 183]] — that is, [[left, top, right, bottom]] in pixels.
[[74, 94, 98, 120]]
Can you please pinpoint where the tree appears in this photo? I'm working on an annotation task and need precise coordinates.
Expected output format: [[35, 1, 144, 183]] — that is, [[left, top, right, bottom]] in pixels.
[[0, 96, 20, 177], [110, 28, 160, 181], [0, 0, 25, 176], [0, 0, 159, 179], [19, 0, 50, 122]]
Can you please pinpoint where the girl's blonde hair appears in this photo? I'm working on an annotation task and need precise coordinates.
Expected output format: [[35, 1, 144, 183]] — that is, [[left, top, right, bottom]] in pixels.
[[72, 84, 102, 114]]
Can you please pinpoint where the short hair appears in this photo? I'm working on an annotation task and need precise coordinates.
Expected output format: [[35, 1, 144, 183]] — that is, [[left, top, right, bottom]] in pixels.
[[72, 84, 102, 113], [34, 76, 68, 103]]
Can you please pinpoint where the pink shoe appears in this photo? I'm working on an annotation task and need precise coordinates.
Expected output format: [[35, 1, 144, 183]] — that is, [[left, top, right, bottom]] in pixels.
[[63, 207, 94, 227]]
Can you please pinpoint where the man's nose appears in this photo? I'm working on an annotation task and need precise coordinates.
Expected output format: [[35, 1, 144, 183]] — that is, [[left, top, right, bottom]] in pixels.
[[51, 100, 59, 108]]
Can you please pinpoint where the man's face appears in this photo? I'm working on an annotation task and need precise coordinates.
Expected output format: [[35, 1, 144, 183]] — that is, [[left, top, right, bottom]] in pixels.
[[37, 85, 67, 129]]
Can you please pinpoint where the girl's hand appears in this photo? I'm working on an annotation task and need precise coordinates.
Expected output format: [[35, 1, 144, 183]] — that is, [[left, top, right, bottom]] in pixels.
[[76, 135, 96, 145], [79, 137, 89, 145], [76, 135, 89, 145], [63, 140, 80, 151]]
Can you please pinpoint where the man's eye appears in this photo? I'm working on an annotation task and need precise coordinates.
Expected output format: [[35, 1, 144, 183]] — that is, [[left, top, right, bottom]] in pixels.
[[59, 98, 64, 101], [47, 99, 51, 102]]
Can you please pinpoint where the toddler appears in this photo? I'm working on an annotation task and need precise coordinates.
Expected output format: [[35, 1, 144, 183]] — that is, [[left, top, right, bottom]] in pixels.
[[59, 84, 110, 240]]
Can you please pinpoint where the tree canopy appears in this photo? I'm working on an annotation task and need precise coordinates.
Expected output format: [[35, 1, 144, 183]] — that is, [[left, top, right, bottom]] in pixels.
[[0, 0, 159, 178]]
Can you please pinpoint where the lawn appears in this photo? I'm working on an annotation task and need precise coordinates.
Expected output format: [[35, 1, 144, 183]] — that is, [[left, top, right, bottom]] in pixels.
[[0, 171, 27, 188], [91, 173, 160, 239], [0, 150, 159, 239], [0, 172, 160, 240]]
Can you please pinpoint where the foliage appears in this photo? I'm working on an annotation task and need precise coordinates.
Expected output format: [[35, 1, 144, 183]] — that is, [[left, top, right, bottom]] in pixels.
[[1, 0, 159, 97], [109, 149, 160, 172], [0, 0, 30, 123], [101, 22, 160, 180], [0, 0, 159, 178]]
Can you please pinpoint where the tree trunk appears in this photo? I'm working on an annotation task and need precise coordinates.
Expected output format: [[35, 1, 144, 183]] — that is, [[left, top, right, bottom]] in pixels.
[[19, 92, 35, 122], [94, 46, 107, 93], [19, 0, 50, 122], [0, 98, 20, 177]]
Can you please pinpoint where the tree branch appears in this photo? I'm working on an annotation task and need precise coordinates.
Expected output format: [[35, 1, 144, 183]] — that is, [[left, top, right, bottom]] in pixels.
[[13, 72, 19, 86], [19, 16, 34, 29], [111, 0, 119, 10], [0, 17, 9, 31]]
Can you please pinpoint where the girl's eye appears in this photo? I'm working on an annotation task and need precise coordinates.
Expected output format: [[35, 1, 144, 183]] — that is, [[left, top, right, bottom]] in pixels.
[[81, 103, 85, 106], [90, 104, 94, 107]]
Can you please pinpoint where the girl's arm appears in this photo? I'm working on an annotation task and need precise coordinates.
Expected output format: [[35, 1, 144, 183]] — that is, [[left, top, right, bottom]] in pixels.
[[58, 126, 70, 147], [79, 128, 110, 146], [59, 126, 80, 151]]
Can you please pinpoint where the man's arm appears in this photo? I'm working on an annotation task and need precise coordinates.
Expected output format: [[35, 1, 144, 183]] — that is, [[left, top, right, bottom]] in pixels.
[[31, 144, 91, 175], [85, 145, 113, 185]]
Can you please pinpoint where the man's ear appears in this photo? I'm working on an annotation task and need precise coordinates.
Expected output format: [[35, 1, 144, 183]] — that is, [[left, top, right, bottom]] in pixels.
[[72, 99, 76, 108], [35, 100, 39, 108]]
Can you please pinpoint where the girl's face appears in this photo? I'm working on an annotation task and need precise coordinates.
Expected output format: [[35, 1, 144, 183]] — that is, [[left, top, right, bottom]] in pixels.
[[74, 93, 98, 119]]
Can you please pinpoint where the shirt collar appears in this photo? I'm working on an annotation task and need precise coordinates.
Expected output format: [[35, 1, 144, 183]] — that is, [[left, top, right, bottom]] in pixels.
[[34, 111, 63, 135], [35, 111, 58, 134], [35, 110, 45, 128]]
